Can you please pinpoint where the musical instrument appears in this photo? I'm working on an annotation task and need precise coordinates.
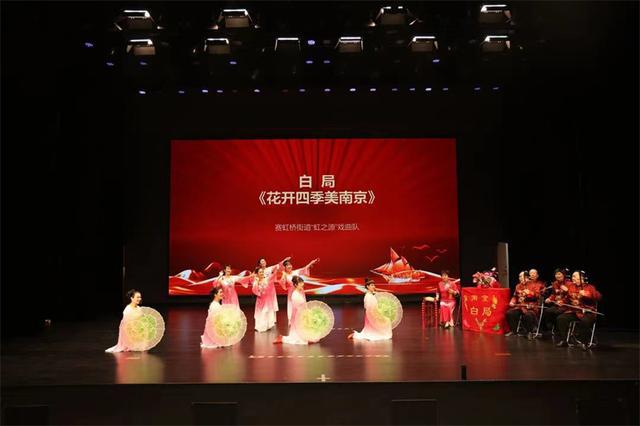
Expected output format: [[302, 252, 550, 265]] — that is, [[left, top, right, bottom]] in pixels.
[[547, 300, 603, 316]]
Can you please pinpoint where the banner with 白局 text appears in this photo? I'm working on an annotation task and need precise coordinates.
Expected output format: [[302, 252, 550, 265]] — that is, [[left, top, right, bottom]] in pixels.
[[461, 287, 510, 334]]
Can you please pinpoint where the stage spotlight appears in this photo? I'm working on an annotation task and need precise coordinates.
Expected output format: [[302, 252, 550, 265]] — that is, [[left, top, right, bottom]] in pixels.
[[337, 36, 363, 53], [479, 4, 512, 25], [376, 6, 406, 26], [215, 9, 254, 29], [409, 36, 438, 53], [323, 88, 331, 92], [307, 39, 316, 46], [274, 37, 301, 53], [481, 35, 511, 53], [114, 10, 156, 31], [138, 89, 146, 95], [126, 39, 155, 56], [374, 5, 418, 27], [204, 38, 230, 55]]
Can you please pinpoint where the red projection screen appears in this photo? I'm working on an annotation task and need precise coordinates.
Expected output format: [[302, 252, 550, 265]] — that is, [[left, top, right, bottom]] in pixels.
[[169, 138, 459, 296]]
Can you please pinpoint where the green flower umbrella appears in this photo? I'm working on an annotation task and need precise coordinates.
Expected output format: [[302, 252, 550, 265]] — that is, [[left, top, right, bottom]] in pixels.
[[294, 301, 335, 342], [375, 292, 403, 329], [206, 305, 247, 347], [124, 307, 165, 351], [368, 304, 392, 330]]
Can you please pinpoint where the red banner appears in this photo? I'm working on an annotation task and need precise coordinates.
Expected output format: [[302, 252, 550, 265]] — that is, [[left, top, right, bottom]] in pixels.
[[461, 288, 510, 334]]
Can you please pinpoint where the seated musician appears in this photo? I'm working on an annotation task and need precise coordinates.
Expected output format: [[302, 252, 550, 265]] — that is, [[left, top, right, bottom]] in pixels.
[[436, 270, 460, 329], [528, 268, 545, 295], [554, 270, 602, 349], [542, 268, 571, 333], [505, 271, 541, 340]]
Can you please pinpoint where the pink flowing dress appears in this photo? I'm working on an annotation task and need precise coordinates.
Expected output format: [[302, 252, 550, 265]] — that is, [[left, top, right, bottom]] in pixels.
[[200, 300, 222, 348], [282, 290, 309, 345], [279, 261, 314, 324], [216, 274, 248, 308], [353, 292, 392, 341], [105, 305, 143, 353], [251, 273, 279, 332]]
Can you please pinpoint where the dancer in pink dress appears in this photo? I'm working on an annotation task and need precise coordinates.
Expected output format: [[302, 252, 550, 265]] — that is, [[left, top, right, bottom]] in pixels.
[[258, 257, 290, 314], [257, 256, 290, 277], [251, 268, 281, 332], [201, 287, 224, 349], [278, 258, 320, 324], [437, 270, 461, 328], [215, 265, 249, 308], [349, 279, 392, 341], [105, 289, 144, 353], [273, 276, 310, 345]]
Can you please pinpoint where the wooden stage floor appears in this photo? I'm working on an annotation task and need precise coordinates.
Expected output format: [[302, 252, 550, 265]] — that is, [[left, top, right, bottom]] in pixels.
[[3, 303, 638, 386]]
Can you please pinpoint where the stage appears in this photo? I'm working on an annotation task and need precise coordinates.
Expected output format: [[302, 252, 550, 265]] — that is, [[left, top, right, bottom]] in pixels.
[[2, 303, 638, 424]]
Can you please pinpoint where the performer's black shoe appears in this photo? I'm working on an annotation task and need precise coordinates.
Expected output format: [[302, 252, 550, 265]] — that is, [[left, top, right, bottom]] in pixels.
[[526, 332, 534, 341], [555, 340, 566, 347], [504, 331, 514, 337], [580, 343, 589, 351]]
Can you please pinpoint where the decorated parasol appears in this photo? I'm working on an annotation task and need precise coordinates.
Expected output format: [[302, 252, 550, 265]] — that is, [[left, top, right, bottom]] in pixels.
[[205, 305, 248, 346], [293, 300, 335, 342], [375, 292, 403, 329], [124, 307, 165, 351]]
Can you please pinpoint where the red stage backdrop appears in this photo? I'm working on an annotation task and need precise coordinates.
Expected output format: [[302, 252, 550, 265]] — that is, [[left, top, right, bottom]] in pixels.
[[169, 138, 459, 296]]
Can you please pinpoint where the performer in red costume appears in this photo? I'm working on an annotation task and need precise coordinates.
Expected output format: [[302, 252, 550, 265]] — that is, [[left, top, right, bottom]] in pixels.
[[436, 270, 460, 328], [505, 271, 542, 339], [554, 270, 602, 350], [542, 268, 571, 332]]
